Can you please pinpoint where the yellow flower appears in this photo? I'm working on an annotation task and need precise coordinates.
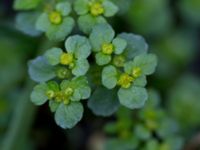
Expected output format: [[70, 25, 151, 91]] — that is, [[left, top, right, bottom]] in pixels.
[[118, 73, 134, 88], [90, 2, 104, 16], [49, 11, 62, 25], [60, 53, 74, 65], [102, 43, 114, 55], [55, 91, 64, 103], [132, 67, 141, 78]]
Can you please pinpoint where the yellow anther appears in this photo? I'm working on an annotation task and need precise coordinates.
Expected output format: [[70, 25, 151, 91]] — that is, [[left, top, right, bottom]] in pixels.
[[118, 73, 134, 88], [132, 67, 141, 78], [60, 53, 74, 65], [90, 2, 104, 16], [113, 55, 125, 67], [49, 11, 62, 25], [102, 43, 114, 55], [64, 87, 73, 96], [46, 90, 55, 99]]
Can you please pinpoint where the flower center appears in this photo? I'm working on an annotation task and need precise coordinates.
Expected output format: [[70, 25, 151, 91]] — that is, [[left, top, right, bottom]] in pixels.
[[118, 73, 134, 88], [90, 2, 104, 16], [102, 43, 114, 55], [46, 90, 55, 99], [113, 55, 125, 67], [64, 87, 73, 96], [132, 67, 141, 78], [49, 11, 62, 25], [60, 53, 74, 66], [56, 67, 71, 79]]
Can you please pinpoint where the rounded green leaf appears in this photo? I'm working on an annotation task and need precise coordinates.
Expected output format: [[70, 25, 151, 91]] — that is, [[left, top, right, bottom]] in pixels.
[[71, 76, 91, 101], [44, 47, 63, 66], [65, 35, 91, 59], [88, 86, 119, 116], [36, 13, 51, 32], [124, 61, 135, 74], [102, 65, 118, 89], [78, 14, 107, 34], [16, 12, 41, 36], [28, 56, 56, 82], [95, 52, 111, 66], [31, 83, 48, 105], [56, 2, 71, 16], [49, 100, 60, 112], [47, 17, 75, 41], [72, 59, 89, 76], [133, 76, 147, 87], [55, 102, 83, 129], [112, 37, 127, 54], [103, 0, 119, 17], [118, 86, 148, 109], [119, 33, 148, 60], [89, 23, 115, 52], [74, 0, 89, 15], [133, 54, 158, 75]]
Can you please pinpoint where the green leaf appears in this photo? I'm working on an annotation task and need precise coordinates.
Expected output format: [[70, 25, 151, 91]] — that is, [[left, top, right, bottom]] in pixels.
[[28, 56, 56, 82], [30, 83, 48, 105], [133, 76, 147, 87], [49, 100, 60, 112], [78, 14, 107, 34], [74, 0, 89, 15], [16, 12, 41, 36], [124, 61, 135, 74], [89, 23, 115, 52], [44, 47, 63, 66], [56, 2, 71, 16], [88, 87, 119, 116], [118, 86, 148, 109], [65, 35, 91, 59], [112, 37, 127, 54], [14, 0, 41, 10], [72, 59, 89, 76], [133, 54, 157, 75], [119, 33, 148, 60], [36, 13, 51, 32], [102, 65, 118, 89], [47, 17, 75, 41], [95, 52, 111, 66], [103, 0, 119, 17], [71, 76, 91, 101], [55, 102, 83, 129]]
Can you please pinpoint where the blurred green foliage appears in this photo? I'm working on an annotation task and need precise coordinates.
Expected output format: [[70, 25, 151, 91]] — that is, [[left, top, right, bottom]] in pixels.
[[0, 0, 200, 149]]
